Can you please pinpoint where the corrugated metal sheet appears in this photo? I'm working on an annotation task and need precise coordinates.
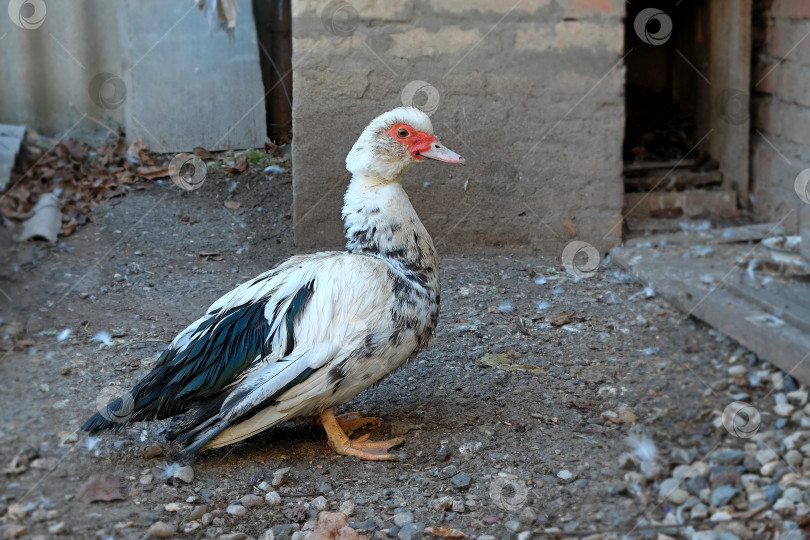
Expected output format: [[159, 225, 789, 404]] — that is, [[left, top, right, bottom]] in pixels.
[[0, 0, 267, 151]]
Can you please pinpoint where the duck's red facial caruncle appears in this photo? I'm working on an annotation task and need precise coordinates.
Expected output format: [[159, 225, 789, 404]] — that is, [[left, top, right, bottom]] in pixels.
[[387, 122, 465, 165]]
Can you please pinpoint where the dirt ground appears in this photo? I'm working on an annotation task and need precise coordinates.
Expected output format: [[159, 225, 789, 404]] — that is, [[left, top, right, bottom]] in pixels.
[[0, 168, 781, 539]]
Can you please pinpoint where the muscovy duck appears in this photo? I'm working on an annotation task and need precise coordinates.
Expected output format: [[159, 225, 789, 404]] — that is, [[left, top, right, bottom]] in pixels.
[[83, 107, 465, 460]]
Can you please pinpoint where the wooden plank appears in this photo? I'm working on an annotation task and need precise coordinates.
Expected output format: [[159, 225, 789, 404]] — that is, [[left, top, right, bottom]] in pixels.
[[623, 190, 737, 220], [612, 244, 810, 384], [624, 170, 722, 192], [724, 273, 810, 334], [623, 160, 698, 174], [709, 0, 752, 205], [625, 222, 787, 248]]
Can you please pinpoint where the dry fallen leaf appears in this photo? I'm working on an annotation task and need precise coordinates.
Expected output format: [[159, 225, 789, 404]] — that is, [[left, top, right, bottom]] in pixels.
[[307, 512, 366, 540], [225, 153, 248, 174], [425, 526, 467, 539], [197, 251, 223, 261], [135, 166, 169, 180], [76, 473, 125, 503], [224, 200, 240, 210], [193, 146, 215, 160], [549, 311, 576, 327]]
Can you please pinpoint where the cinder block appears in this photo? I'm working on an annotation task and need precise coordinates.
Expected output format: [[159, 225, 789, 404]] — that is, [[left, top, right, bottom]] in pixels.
[[772, 0, 810, 19]]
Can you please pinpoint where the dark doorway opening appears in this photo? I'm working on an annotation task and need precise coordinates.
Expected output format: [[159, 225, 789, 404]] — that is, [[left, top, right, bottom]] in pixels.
[[252, 0, 293, 143]]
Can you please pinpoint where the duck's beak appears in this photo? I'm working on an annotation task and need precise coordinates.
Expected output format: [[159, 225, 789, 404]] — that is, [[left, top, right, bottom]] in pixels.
[[417, 140, 466, 165]]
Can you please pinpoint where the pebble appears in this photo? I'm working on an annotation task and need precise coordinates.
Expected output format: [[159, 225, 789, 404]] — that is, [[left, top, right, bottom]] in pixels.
[[783, 487, 803, 503], [774, 403, 797, 417], [350, 517, 377, 531], [141, 445, 163, 459], [30, 458, 58, 471], [397, 522, 424, 540], [220, 534, 247, 540], [265, 491, 282, 506], [451, 472, 471, 490], [201, 513, 213, 526], [451, 499, 465, 513], [147, 521, 175, 538], [557, 469, 574, 481], [47, 523, 66, 535], [226, 504, 247, 517], [760, 461, 779, 476], [241, 494, 264, 508], [713, 449, 745, 466], [311, 495, 329, 511], [519, 507, 537, 525], [432, 496, 452, 512], [774, 498, 796, 516], [339, 500, 355, 516], [393, 512, 414, 526], [786, 450, 803, 467], [711, 486, 738, 507], [0, 526, 27, 540], [188, 504, 207, 521], [172, 465, 194, 484], [272, 467, 291, 487]]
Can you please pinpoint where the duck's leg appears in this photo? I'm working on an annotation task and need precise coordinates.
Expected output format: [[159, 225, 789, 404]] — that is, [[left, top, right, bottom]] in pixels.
[[334, 411, 380, 436], [320, 407, 403, 461]]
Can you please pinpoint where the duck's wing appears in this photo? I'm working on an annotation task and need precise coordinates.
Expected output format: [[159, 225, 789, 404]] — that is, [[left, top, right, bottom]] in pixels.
[[82, 252, 395, 455]]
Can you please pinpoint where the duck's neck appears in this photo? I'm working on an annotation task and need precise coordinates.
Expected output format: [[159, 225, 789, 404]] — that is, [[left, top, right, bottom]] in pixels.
[[342, 174, 439, 277]]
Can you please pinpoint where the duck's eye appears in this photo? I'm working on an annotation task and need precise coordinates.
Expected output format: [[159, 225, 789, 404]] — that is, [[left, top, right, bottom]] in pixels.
[[397, 128, 409, 138]]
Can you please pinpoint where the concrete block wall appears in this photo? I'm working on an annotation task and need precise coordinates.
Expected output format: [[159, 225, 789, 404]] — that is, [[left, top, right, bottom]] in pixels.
[[291, 0, 625, 254], [751, 0, 810, 233]]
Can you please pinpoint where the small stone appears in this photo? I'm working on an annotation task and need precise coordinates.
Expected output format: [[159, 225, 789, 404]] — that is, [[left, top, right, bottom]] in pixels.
[[311, 495, 329, 511], [756, 449, 778, 465], [147, 521, 175, 538], [272, 467, 291, 487], [667, 488, 690, 505], [728, 365, 747, 376], [775, 403, 797, 417], [618, 453, 637, 470], [30, 457, 58, 471], [760, 461, 779, 477], [432, 496, 452, 512], [172, 465, 194, 484], [257, 481, 271, 492], [557, 469, 574, 481], [226, 504, 247, 517], [47, 523, 66, 535], [659, 478, 681, 498], [265, 491, 281, 506], [397, 522, 425, 540], [519, 506, 537, 525], [437, 444, 450, 462], [786, 450, 803, 467], [504, 519, 521, 532], [713, 449, 745, 466], [691, 504, 708, 520], [787, 390, 809, 406], [711, 486, 739, 507], [219, 534, 247, 540], [349, 517, 377, 531], [393, 512, 414, 526], [188, 504, 207, 521], [451, 472, 471, 490], [710, 467, 740, 489], [201, 513, 213, 526], [774, 497, 796, 516], [181, 522, 200, 534], [141, 445, 163, 459], [710, 511, 732, 521], [241, 494, 264, 508], [783, 487, 803, 503], [339, 500, 355, 516], [451, 499, 465, 513]]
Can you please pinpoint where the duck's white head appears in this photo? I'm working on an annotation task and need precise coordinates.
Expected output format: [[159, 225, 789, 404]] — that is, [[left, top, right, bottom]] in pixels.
[[345, 107, 465, 182]]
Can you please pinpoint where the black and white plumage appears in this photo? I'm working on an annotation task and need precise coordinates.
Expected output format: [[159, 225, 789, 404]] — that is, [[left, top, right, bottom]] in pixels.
[[83, 107, 465, 460]]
